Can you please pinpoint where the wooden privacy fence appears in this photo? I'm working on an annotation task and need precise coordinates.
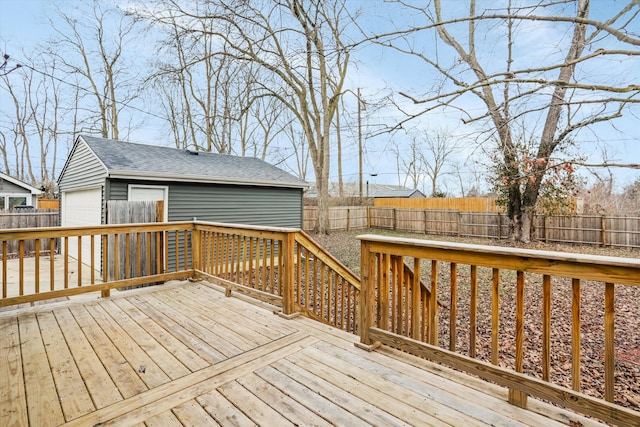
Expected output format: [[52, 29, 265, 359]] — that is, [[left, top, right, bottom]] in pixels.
[[0, 211, 59, 255], [304, 206, 640, 248], [357, 234, 640, 426]]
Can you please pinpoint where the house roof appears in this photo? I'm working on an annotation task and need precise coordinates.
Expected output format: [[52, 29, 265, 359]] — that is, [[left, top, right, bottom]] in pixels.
[[70, 135, 308, 189], [306, 182, 425, 198], [0, 171, 42, 195]]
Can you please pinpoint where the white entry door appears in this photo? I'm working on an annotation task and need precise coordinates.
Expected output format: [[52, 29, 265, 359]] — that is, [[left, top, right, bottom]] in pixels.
[[128, 185, 169, 221]]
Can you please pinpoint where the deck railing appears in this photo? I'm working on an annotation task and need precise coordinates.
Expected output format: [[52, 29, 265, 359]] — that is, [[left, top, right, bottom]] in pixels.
[[0, 221, 361, 335], [4, 222, 639, 424], [357, 234, 640, 426], [0, 222, 193, 307], [193, 223, 360, 333]]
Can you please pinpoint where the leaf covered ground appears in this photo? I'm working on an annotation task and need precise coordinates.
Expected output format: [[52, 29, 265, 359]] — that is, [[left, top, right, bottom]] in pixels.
[[308, 229, 640, 410]]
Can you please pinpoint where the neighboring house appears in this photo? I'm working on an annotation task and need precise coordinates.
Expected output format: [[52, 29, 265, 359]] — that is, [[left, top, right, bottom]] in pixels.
[[58, 135, 308, 266], [306, 182, 426, 199], [0, 171, 41, 210]]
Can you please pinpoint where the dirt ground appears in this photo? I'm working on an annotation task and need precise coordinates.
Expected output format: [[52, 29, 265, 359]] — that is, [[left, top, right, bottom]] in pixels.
[[309, 229, 640, 410]]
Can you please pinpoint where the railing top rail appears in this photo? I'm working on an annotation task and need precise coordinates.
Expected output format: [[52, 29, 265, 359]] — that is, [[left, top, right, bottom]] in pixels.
[[357, 234, 640, 268], [193, 220, 300, 234], [0, 221, 194, 239], [357, 234, 640, 285]]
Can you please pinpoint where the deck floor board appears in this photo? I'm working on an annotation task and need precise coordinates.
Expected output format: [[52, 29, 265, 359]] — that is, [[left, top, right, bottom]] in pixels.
[[0, 280, 609, 426]]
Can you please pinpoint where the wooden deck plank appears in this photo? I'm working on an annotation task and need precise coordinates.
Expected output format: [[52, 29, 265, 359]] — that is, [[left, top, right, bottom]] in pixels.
[[182, 283, 295, 339], [196, 390, 256, 427], [171, 399, 221, 426], [63, 332, 315, 427], [153, 288, 265, 351], [0, 317, 28, 427], [127, 294, 227, 363], [100, 299, 191, 380], [236, 372, 333, 427], [312, 339, 534, 427], [68, 304, 148, 399], [287, 350, 451, 427], [257, 364, 374, 427], [143, 410, 183, 427], [53, 308, 123, 409], [138, 293, 245, 358], [36, 311, 96, 421], [2, 280, 615, 427], [18, 314, 65, 427], [83, 302, 171, 389], [111, 297, 209, 372], [217, 380, 295, 426]]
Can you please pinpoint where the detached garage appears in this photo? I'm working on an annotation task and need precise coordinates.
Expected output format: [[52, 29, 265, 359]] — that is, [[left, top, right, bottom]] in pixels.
[[58, 135, 307, 265]]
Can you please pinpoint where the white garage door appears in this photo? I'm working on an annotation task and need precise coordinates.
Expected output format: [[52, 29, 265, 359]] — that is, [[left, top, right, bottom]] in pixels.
[[62, 187, 102, 267]]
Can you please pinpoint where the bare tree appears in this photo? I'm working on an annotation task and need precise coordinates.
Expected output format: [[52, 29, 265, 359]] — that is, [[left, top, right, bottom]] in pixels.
[[371, 0, 640, 241], [50, 0, 141, 139], [142, 0, 354, 233]]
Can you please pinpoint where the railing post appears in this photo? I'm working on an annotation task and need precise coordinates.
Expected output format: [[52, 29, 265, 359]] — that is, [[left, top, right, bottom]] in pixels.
[[356, 239, 380, 351], [191, 224, 201, 273], [280, 231, 297, 317]]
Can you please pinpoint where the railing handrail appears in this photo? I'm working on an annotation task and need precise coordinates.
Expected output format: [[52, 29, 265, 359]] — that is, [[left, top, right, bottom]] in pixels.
[[294, 230, 360, 290], [0, 221, 195, 239], [358, 234, 640, 285]]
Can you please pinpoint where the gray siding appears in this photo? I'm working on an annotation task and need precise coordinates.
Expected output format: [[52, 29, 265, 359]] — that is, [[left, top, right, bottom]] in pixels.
[[58, 138, 108, 191], [0, 179, 30, 194], [107, 179, 302, 228], [169, 182, 302, 228]]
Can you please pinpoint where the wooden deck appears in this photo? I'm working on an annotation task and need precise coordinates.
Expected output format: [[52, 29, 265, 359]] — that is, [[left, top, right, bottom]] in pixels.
[[1, 280, 606, 427]]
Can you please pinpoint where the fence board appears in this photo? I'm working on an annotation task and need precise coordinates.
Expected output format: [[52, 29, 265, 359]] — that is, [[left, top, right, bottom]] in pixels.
[[0, 211, 59, 254], [303, 206, 640, 248], [106, 201, 160, 281]]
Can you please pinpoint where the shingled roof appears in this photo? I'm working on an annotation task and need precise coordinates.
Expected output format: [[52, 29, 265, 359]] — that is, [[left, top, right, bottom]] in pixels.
[[75, 135, 307, 189]]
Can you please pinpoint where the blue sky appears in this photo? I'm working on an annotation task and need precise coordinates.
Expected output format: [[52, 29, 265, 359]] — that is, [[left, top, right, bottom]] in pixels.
[[1, 0, 639, 194]]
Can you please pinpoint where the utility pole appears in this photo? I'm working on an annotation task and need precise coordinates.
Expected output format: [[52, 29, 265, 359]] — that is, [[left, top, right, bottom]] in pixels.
[[358, 88, 364, 200]]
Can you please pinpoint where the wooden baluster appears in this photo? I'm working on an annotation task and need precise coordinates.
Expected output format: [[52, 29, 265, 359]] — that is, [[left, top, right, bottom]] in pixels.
[[491, 268, 500, 365], [135, 233, 141, 278], [542, 274, 551, 381], [281, 233, 295, 316], [572, 278, 581, 391], [91, 235, 96, 284], [125, 233, 131, 279], [320, 262, 326, 317], [262, 238, 268, 291], [402, 258, 409, 336], [49, 239, 55, 291], [604, 282, 615, 402], [184, 230, 189, 270], [296, 241, 302, 303], [269, 239, 275, 293], [277, 241, 283, 296], [311, 256, 317, 310], [2, 241, 8, 297], [509, 270, 528, 408], [391, 256, 398, 334], [63, 237, 68, 289], [340, 277, 346, 330], [379, 254, 390, 331], [18, 241, 25, 295], [450, 262, 458, 352], [102, 235, 109, 298], [470, 265, 478, 358], [77, 236, 82, 286], [304, 246, 310, 308], [174, 230, 180, 272], [114, 234, 119, 281], [35, 240, 40, 294], [411, 257, 421, 340], [146, 232, 152, 276], [236, 235, 242, 283], [248, 237, 255, 287], [429, 260, 438, 345]]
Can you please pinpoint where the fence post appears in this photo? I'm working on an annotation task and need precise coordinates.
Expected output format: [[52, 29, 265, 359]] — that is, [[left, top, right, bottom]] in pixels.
[[424, 209, 428, 234], [367, 206, 371, 229], [356, 239, 380, 351], [457, 211, 462, 237], [393, 208, 397, 230], [544, 216, 549, 243], [346, 208, 351, 231], [601, 215, 607, 247]]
